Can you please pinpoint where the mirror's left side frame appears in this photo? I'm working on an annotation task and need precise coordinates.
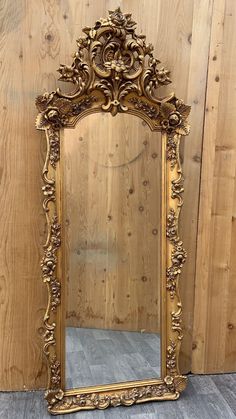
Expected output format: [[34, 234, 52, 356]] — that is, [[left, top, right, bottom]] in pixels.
[[35, 8, 190, 415]]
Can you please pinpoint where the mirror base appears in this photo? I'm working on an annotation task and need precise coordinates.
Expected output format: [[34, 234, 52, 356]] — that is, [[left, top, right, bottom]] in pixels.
[[46, 376, 187, 415]]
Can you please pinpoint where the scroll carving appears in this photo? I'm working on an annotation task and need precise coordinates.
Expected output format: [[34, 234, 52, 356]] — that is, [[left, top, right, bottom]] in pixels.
[[35, 8, 190, 134], [171, 304, 184, 340], [35, 7, 190, 415], [46, 376, 186, 414]]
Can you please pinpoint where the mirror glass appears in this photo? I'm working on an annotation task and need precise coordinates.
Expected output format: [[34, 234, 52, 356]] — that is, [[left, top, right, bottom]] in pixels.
[[62, 113, 162, 389]]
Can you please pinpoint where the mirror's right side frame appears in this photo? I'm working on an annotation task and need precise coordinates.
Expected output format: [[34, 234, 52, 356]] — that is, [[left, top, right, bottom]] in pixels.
[[35, 8, 190, 415]]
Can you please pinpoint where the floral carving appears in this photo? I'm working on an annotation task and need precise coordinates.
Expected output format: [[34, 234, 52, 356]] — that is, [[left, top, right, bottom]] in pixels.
[[42, 183, 55, 198], [166, 207, 186, 299], [160, 100, 190, 135], [51, 278, 61, 311], [41, 249, 57, 279], [107, 8, 136, 28], [166, 237, 186, 298], [58, 53, 90, 87], [48, 129, 60, 168], [50, 357, 61, 387], [46, 378, 186, 412], [166, 266, 178, 298], [45, 389, 64, 409], [167, 136, 177, 168], [36, 8, 191, 122], [128, 97, 160, 119], [166, 208, 177, 241], [166, 340, 177, 374], [172, 242, 187, 270], [41, 217, 60, 281], [50, 217, 61, 248], [40, 215, 61, 389], [143, 57, 171, 100], [36, 96, 96, 130]]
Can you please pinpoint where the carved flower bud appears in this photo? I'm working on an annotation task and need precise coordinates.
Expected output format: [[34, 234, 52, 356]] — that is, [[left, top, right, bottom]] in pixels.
[[42, 184, 54, 196], [110, 59, 127, 73], [46, 109, 59, 121], [110, 9, 126, 26], [51, 283, 59, 295], [169, 112, 181, 126], [161, 119, 169, 129], [164, 375, 174, 386]]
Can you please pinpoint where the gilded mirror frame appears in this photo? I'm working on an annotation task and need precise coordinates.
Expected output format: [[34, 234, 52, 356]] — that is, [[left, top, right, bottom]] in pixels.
[[35, 8, 190, 415]]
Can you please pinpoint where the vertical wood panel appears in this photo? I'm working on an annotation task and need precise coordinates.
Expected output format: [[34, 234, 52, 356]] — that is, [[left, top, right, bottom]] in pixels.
[[0, 0, 47, 390], [192, 0, 236, 373], [179, 0, 214, 372]]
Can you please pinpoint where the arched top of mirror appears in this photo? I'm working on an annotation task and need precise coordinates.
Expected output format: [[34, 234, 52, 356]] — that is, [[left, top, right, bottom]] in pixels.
[[36, 8, 190, 137]]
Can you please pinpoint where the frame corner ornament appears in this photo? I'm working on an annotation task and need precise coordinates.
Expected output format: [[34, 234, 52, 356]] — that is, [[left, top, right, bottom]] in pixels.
[[36, 7, 190, 415]]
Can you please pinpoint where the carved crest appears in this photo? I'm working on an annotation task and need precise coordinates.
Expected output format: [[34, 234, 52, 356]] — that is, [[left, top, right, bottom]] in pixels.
[[36, 7, 190, 133]]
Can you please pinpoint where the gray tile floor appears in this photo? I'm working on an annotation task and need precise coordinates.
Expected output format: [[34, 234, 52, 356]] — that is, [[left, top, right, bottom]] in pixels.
[[1, 374, 236, 418], [66, 327, 161, 388]]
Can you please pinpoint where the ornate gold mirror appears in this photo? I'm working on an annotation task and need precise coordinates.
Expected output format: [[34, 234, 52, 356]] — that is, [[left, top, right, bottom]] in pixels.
[[36, 8, 190, 415]]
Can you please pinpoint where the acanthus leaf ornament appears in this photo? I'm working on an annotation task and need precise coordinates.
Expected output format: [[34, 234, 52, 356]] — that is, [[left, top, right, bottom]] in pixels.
[[160, 101, 190, 135], [35, 8, 190, 133], [36, 7, 190, 415]]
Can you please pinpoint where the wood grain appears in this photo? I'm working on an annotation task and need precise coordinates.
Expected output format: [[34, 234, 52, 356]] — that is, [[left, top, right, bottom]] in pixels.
[[179, 0, 214, 372], [62, 114, 161, 333], [192, 0, 236, 373], [0, 0, 48, 390]]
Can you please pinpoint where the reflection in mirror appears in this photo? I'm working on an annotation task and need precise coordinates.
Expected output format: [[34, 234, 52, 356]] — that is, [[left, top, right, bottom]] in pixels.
[[62, 113, 162, 389]]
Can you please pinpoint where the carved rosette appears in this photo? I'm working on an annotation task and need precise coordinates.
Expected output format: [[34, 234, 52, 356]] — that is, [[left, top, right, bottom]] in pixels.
[[35, 7, 190, 415]]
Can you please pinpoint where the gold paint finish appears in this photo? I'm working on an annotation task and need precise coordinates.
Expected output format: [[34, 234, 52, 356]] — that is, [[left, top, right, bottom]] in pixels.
[[35, 8, 190, 415]]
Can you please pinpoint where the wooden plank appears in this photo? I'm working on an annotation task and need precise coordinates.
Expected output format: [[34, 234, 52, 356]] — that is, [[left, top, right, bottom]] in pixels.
[[179, 0, 214, 372], [0, 0, 48, 390], [192, 0, 236, 373]]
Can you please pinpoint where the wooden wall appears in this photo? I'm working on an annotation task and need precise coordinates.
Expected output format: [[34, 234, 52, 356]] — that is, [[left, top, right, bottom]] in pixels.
[[0, 0, 235, 390], [192, 0, 236, 374]]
